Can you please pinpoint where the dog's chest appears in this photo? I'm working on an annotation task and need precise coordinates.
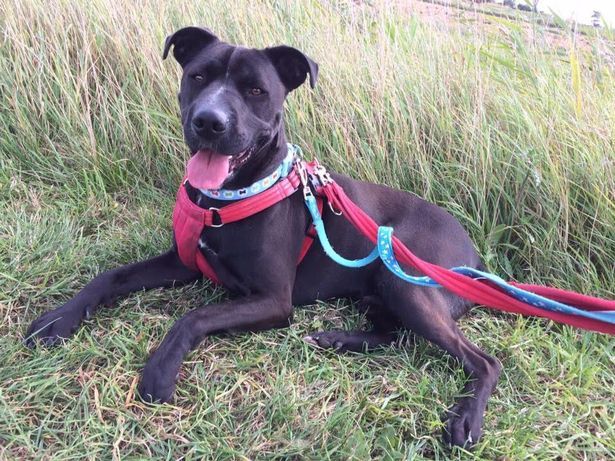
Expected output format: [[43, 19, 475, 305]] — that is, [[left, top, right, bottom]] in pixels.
[[198, 235, 216, 256]]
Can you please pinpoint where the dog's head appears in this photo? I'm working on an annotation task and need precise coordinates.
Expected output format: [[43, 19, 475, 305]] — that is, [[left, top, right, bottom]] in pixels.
[[163, 27, 318, 189]]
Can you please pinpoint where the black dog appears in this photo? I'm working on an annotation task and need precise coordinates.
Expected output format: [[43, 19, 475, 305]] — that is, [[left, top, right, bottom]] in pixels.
[[26, 27, 501, 448]]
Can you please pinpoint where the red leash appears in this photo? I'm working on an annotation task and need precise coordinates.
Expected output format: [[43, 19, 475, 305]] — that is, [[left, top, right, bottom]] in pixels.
[[321, 181, 615, 335]]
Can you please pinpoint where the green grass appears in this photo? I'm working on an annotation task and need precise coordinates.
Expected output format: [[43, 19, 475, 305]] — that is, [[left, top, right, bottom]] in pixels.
[[1, 0, 614, 459]]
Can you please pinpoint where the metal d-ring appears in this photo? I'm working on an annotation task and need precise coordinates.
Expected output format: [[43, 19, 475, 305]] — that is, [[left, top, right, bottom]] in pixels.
[[328, 201, 343, 216], [208, 207, 224, 227]]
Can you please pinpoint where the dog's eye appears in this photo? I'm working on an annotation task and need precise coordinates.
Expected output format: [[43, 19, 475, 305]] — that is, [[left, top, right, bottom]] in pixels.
[[192, 74, 204, 82], [249, 87, 264, 96]]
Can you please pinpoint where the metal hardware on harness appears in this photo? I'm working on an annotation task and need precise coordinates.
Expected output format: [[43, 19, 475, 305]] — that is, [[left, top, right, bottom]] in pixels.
[[294, 159, 313, 200], [208, 207, 223, 227], [309, 162, 342, 215], [328, 201, 343, 216], [313, 163, 333, 186]]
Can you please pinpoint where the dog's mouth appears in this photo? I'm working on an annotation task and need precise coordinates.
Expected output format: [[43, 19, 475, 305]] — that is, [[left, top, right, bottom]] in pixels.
[[186, 146, 255, 190]]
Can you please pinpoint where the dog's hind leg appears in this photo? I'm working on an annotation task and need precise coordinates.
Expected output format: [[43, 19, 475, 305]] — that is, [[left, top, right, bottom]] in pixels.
[[378, 276, 501, 448], [25, 249, 200, 347], [304, 295, 400, 352]]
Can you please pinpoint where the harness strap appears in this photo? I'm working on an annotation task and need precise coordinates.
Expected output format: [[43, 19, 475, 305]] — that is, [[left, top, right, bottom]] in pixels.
[[202, 171, 301, 227], [173, 181, 209, 272], [173, 170, 301, 270], [195, 250, 220, 284], [191, 198, 321, 283]]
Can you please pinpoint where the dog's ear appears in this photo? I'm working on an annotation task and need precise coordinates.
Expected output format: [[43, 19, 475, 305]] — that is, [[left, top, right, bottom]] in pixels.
[[264, 46, 318, 92], [163, 27, 218, 67]]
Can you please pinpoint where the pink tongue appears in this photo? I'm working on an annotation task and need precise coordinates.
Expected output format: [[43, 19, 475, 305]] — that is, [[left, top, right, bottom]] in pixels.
[[186, 149, 231, 189]]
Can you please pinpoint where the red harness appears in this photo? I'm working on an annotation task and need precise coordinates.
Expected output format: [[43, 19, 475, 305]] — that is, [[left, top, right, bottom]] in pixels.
[[173, 159, 615, 335], [172, 165, 322, 284]]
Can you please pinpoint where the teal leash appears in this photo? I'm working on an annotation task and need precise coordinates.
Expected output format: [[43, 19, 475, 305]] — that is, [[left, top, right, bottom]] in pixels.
[[304, 192, 379, 267]]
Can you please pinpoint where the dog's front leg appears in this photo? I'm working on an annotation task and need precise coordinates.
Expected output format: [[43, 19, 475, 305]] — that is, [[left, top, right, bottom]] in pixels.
[[25, 250, 200, 346], [138, 293, 292, 403]]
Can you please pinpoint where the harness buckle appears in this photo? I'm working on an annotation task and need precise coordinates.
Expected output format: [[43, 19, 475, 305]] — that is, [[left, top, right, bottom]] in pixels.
[[208, 207, 224, 227]]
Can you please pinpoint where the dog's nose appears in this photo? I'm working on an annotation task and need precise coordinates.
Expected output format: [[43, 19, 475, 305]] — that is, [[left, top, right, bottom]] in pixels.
[[192, 109, 228, 138]]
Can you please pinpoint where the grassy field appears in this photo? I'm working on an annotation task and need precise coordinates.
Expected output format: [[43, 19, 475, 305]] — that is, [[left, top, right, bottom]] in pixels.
[[1, 0, 614, 459]]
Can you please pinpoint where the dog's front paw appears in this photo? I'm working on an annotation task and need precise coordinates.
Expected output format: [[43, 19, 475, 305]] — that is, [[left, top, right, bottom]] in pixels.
[[24, 305, 85, 347], [304, 331, 349, 351], [442, 399, 483, 449], [137, 357, 178, 404], [304, 331, 368, 352]]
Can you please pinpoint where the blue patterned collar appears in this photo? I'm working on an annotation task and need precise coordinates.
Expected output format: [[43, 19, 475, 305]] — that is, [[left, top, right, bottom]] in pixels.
[[198, 143, 299, 201]]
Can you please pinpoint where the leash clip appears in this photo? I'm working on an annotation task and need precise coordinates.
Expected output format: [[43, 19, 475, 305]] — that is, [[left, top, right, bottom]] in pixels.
[[294, 159, 314, 200], [313, 163, 333, 186], [312, 162, 340, 215]]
